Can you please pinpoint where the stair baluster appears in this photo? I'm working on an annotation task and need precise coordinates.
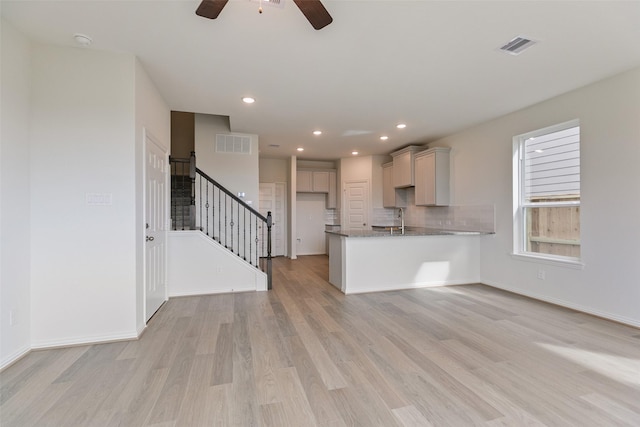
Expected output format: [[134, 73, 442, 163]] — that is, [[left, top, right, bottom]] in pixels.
[[170, 154, 272, 289]]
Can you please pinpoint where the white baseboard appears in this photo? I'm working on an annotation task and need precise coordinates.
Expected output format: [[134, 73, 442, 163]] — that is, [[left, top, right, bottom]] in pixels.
[[30, 330, 139, 350], [345, 279, 475, 295], [482, 280, 640, 328], [169, 288, 257, 298], [0, 345, 31, 371]]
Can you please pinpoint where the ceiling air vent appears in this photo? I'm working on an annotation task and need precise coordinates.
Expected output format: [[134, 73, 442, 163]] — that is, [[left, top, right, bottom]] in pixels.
[[216, 134, 251, 154], [499, 36, 537, 55]]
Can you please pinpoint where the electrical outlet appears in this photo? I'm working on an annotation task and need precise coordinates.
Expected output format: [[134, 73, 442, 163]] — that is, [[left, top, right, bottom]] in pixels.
[[537, 269, 546, 280]]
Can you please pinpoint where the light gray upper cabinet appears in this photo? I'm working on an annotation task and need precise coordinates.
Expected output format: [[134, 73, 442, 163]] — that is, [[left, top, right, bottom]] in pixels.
[[414, 147, 451, 206], [297, 169, 337, 209], [382, 162, 407, 208], [297, 170, 313, 192], [297, 169, 331, 193], [312, 171, 330, 192], [327, 171, 337, 209], [391, 145, 422, 188]]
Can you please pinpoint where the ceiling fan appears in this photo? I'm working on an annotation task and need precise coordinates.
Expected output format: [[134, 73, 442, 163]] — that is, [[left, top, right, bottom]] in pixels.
[[196, 0, 333, 30]]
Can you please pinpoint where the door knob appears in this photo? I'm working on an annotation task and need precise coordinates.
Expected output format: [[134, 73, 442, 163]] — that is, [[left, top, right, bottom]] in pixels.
[[146, 236, 154, 242]]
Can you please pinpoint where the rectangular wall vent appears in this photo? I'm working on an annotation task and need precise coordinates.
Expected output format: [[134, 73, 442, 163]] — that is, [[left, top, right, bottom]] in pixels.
[[499, 36, 537, 55], [216, 134, 251, 154]]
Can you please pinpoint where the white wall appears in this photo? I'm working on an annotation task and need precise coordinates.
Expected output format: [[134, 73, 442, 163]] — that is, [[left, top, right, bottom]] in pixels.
[[0, 23, 170, 365], [439, 67, 640, 326], [167, 231, 266, 295], [194, 114, 259, 208], [135, 59, 171, 332], [1, 20, 32, 367], [298, 160, 336, 169], [28, 44, 140, 347], [259, 157, 289, 183]]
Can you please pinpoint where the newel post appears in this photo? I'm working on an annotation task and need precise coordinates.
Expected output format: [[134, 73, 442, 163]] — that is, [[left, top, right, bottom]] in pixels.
[[189, 151, 196, 230], [266, 211, 273, 290]]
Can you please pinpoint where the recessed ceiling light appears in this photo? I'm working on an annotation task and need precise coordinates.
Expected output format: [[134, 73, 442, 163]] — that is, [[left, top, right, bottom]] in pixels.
[[352, 151, 358, 155], [297, 147, 304, 152], [242, 97, 255, 104], [380, 136, 389, 141], [313, 130, 322, 136], [73, 33, 92, 47], [396, 123, 407, 129]]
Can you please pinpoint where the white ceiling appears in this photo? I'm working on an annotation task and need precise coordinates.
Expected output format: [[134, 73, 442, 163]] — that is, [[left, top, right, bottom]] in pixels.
[[3, 0, 640, 160]]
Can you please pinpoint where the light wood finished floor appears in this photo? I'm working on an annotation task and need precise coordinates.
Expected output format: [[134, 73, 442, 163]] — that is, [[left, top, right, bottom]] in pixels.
[[2, 255, 639, 426]]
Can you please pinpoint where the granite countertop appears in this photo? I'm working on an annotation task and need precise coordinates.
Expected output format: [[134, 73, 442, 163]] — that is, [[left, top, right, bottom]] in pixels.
[[325, 226, 492, 238]]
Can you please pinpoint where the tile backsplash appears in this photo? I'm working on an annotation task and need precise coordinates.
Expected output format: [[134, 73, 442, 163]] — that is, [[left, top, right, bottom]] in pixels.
[[325, 209, 340, 225], [373, 190, 495, 233], [373, 208, 399, 225]]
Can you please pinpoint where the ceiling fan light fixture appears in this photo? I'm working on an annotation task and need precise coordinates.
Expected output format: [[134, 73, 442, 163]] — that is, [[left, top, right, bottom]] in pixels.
[[198, 0, 332, 30]]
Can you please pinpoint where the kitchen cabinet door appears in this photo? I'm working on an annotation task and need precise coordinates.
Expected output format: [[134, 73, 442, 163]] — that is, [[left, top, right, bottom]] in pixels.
[[327, 171, 337, 209], [382, 162, 406, 207], [415, 147, 450, 206], [297, 170, 313, 192], [312, 171, 330, 192], [391, 145, 422, 188]]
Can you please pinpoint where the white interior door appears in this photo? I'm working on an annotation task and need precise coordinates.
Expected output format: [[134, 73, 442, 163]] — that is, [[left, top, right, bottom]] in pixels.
[[296, 192, 326, 255], [344, 180, 370, 230], [145, 132, 168, 322], [259, 182, 286, 256]]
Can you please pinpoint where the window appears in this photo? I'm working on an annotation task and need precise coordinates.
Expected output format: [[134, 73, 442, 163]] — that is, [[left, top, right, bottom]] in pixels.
[[514, 120, 581, 262]]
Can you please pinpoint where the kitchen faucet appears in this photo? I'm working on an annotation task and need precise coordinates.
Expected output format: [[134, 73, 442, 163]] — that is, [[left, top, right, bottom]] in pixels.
[[398, 208, 405, 234]]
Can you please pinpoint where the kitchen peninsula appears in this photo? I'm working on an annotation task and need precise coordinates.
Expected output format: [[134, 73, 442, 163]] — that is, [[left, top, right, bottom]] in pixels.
[[326, 228, 490, 294]]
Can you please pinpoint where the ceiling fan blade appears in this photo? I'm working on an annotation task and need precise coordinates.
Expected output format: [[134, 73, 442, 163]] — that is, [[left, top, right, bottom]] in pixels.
[[196, 0, 229, 19], [293, 0, 333, 30]]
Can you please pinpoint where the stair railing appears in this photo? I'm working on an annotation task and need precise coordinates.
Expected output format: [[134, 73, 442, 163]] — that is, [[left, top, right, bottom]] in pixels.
[[169, 153, 272, 290], [169, 152, 196, 230]]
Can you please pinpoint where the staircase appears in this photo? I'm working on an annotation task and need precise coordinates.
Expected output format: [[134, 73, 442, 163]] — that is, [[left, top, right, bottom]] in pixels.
[[171, 174, 194, 230], [169, 152, 272, 289]]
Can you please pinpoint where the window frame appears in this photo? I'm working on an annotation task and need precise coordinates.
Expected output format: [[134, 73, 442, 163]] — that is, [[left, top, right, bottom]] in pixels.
[[512, 119, 583, 266]]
